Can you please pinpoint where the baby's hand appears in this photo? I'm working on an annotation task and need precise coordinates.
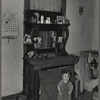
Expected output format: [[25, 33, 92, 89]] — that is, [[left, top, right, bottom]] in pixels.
[[59, 92, 62, 95], [68, 91, 72, 95]]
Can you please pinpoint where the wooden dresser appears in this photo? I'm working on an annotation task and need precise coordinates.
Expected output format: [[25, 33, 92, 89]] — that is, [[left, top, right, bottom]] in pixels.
[[23, 55, 79, 100], [23, 9, 79, 100]]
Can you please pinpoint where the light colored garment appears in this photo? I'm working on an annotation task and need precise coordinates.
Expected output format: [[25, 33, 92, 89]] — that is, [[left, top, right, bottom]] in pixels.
[[84, 78, 98, 92], [75, 56, 91, 92]]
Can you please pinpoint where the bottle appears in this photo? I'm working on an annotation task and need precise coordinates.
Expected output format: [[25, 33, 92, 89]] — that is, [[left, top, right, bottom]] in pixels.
[[88, 53, 91, 63], [41, 15, 44, 24]]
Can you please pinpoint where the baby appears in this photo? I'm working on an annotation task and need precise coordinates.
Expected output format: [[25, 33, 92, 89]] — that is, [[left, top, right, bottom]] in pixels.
[[57, 70, 73, 100]]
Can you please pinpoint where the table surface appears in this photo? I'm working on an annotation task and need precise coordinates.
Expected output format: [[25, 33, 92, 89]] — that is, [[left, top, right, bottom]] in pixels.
[[24, 55, 79, 70]]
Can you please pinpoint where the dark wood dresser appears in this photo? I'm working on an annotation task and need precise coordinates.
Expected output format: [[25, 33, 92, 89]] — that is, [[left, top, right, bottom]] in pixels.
[[23, 10, 79, 100], [23, 55, 79, 100]]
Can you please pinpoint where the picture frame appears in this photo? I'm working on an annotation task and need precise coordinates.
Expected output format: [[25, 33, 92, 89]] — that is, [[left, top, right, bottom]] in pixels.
[[56, 16, 63, 24]]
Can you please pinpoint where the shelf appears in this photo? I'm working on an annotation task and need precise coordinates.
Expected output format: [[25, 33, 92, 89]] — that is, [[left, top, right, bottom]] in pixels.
[[24, 9, 63, 21], [24, 10, 70, 55], [24, 22, 70, 26], [24, 22, 70, 31], [24, 55, 79, 70]]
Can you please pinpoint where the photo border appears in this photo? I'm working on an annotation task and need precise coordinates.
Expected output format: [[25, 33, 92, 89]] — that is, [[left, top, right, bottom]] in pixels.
[[0, 0, 100, 100], [0, 0, 2, 100]]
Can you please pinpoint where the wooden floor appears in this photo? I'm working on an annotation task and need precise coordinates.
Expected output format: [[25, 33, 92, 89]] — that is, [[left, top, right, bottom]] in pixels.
[[75, 90, 93, 100], [1, 92, 27, 100], [2, 91, 93, 100]]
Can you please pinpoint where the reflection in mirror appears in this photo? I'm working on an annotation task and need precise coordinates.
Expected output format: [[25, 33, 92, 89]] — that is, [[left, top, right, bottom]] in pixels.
[[33, 31, 57, 49]]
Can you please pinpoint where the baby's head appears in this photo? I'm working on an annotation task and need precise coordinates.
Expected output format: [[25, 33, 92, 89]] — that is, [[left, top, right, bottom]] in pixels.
[[61, 70, 71, 81]]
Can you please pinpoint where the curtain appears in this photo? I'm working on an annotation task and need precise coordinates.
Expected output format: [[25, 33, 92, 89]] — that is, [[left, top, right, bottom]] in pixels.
[[39, 67, 71, 100]]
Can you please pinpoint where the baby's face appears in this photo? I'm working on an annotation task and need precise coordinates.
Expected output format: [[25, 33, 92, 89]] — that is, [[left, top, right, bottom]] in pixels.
[[63, 73, 69, 81]]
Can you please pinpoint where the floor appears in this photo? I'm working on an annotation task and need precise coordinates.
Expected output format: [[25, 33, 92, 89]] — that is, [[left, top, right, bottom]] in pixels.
[[2, 90, 93, 100], [2, 94, 93, 100], [76, 90, 93, 100]]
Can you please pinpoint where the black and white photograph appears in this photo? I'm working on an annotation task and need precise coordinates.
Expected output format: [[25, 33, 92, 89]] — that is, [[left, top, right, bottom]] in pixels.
[[1, 0, 99, 100]]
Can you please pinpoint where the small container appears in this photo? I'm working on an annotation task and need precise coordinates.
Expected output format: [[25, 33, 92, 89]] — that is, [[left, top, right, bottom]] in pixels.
[[46, 19, 48, 24], [42, 54, 48, 60], [41, 15, 44, 24], [88, 53, 92, 63], [47, 17, 50, 24]]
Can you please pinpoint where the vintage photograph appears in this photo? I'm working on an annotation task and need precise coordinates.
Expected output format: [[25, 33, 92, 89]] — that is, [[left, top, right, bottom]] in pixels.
[[1, 0, 99, 100]]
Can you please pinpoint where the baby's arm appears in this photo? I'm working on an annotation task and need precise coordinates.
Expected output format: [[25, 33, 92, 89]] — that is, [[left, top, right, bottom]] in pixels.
[[57, 83, 62, 95], [68, 83, 73, 95]]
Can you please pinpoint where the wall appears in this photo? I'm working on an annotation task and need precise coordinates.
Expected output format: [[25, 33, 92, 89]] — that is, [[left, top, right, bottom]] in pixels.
[[1, 0, 24, 96], [65, 0, 98, 55], [92, 0, 99, 50]]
